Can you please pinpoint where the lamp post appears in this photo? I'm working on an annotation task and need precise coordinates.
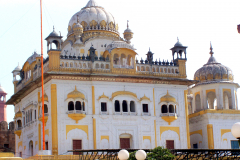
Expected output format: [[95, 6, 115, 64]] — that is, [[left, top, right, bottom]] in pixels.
[[118, 149, 129, 160], [135, 150, 147, 160], [231, 122, 240, 145]]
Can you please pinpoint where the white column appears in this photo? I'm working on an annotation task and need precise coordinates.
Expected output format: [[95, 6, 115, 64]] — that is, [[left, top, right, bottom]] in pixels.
[[231, 89, 236, 109], [216, 88, 222, 109], [202, 90, 207, 109], [192, 93, 196, 113]]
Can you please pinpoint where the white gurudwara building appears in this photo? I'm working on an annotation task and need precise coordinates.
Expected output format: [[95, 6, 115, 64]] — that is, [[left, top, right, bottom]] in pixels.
[[6, 0, 239, 158]]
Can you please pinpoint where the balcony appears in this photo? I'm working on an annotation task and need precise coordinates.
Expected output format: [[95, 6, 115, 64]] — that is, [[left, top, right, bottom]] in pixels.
[[160, 113, 177, 125], [67, 110, 86, 124], [38, 113, 49, 126]]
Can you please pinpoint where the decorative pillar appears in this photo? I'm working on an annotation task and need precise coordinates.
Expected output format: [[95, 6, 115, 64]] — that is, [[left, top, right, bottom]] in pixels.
[[93, 118, 96, 149], [207, 124, 214, 149], [184, 90, 191, 149], [51, 84, 58, 155], [231, 89, 236, 109]]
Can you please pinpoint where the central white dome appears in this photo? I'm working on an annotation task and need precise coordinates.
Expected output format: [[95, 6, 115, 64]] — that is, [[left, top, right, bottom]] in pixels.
[[68, 0, 116, 33]]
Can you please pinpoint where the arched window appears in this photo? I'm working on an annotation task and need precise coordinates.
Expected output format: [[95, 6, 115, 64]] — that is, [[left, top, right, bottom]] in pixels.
[[161, 105, 168, 113], [207, 91, 216, 109], [17, 120, 22, 128], [195, 94, 201, 112], [68, 101, 74, 111], [29, 140, 33, 156], [142, 104, 148, 113], [44, 104, 48, 113], [76, 101, 81, 110], [169, 105, 174, 113], [122, 100, 128, 112], [130, 101, 135, 112], [115, 100, 120, 112]]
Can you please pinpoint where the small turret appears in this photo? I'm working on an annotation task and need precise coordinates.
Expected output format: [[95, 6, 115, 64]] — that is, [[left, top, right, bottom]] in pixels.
[[123, 20, 133, 44], [73, 15, 83, 44], [146, 48, 154, 64], [12, 63, 21, 93], [89, 45, 96, 62], [45, 26, 63, 51]]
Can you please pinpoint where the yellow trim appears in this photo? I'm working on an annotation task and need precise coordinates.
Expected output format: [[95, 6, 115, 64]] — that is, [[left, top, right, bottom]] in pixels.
[[80, 49, 85, 54], [0, 153, 14, 157], [67, 86, 85, 100], [14, 111, 22, 119], [189, 109, 240, 118], [48, 50, 61, 72], [223, 138, 227, 142], [92, 86, 95, 115], [101, 135, 109, 141], [190, 130, 203, 137], [206, 89, 215, 94], [24, 146, 26, 150], [66, 125, 88, 139], [223, 89, 231, 93], [177, 59, 187, 77], [14, 130, 22, 139], [194, 91, 200, 96], [221, 129, 231, 140], [153, 88, 156, 116], [154, 120, 157, 147], [45, 129, 49, 136], [93, 118, 96, 149], [160, 90, 176, 103], [35, 141, 38, 149], [38, 123, 41, 150], [160, 126, 180, 140], [184, 90, 191, 149], [161, 116, 177, 125], [18, 141, 22, 149], [68, 113, 86, 123], [207, 124, 214, 149], [143, 136, 151, 142], [39, 92, 48, 102], [38, 116, 48, 126], [51, 84, 58, 155], [111, 91, 138, 100], [97, 93, 109, 101], [199, 141, 202, 144], [140, 94, 151, 101]]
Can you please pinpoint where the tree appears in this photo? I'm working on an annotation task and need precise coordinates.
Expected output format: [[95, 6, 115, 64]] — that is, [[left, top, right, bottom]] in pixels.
[[146, 146, 175, 160]]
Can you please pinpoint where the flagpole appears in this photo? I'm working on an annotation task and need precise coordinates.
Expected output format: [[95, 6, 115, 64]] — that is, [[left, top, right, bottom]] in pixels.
[[40, 0, 45, 150]]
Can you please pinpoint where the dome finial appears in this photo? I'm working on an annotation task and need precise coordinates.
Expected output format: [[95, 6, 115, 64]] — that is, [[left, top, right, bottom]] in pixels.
[[127, 20, 129, 29], [210, 41, 214, 57], [53, 26, 55, 31], [177, 37, 179, 42]]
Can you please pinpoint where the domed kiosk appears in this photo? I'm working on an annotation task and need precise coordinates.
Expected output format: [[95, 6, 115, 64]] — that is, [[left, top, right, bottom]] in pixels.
[[188, 43, 240, 150]]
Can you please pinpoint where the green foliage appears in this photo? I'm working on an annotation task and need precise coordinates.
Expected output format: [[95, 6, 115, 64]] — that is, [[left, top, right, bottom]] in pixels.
[[128, 151, 137, 160], [146, 146, 175, 160]]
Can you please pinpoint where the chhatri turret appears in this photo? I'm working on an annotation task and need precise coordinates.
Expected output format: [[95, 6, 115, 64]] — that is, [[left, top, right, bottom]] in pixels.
[[123, 20, 133, 44]]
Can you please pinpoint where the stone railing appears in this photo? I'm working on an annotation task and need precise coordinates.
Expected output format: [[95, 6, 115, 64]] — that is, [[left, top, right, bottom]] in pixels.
[[16, 62, 49, 93], [60, 59, 111, 71], [136, 63, 179, 76], [160, 113, 177, 117]]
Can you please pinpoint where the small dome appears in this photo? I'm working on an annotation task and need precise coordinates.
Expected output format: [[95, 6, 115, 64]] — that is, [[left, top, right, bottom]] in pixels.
[[13, 64, 21, 72], [194, 45, 233, 82], [68, 0, 117, 35], [124, 28, 132, 33], [160, 91, 176, 103], [67, 86, 85, 99], [48, 26, 59, 37], [74, 22, 83, 29], [27, 51, 40, 65], [174, 37, 183, 47]]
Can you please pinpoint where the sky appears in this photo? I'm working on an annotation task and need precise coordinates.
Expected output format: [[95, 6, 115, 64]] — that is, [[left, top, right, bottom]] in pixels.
[[1, 0, 240, 123]]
